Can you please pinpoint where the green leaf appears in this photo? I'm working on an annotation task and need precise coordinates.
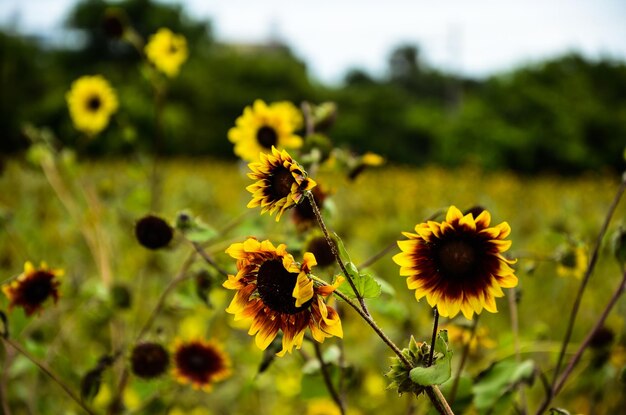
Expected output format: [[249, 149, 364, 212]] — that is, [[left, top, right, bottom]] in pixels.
[[473, 359, 536, 412], [333, 232, 351, 263], [410, 332, 453, 386], [337, 269, 382, 299]]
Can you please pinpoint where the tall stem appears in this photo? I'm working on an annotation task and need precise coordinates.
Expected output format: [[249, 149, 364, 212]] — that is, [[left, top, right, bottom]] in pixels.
[[307, 192, 370, 315], [314, 342, 345, 415], [536, 174, 626, 414], [553, 269, 626, 396], [427, 307, 440, 367], [1, 338, 96, 415]]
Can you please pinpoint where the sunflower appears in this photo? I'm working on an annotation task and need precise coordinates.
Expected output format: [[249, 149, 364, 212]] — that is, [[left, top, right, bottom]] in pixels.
[[144, 28, 188, 78], [556, 244, 588, 279], [2, 261, 63, 316], [130, 342, 170, 379], [223, 238, 343, 356], [66, 75, 118, 136], [292, 184, 328, 231], [393, 206, 517, 319], [246, 147, 317, 221], [172, 338, 231, 391], [228, 100, 303, 162]]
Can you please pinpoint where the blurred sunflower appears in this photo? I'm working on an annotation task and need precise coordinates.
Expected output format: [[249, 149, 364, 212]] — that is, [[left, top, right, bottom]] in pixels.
[[228, 100, 303, 161], [130, 342, 170, 379], [223, 238, 343, 356], [443, 323, 496, 355], [306, 398, 341, 415], [247, 147, 316, 221], [144, 28, 188, 77], [393, 206, 517, 319], [292, 184, 328, 230], [172, 338, 231, 392], [556, 243, 588, 279], [66, 75, 118, 136], [2, 261, 63, 316]]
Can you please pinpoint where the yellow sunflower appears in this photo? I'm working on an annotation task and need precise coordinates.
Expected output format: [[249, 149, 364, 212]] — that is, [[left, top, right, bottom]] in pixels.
[[172, 338, 231, 392], [223, 238, 343, 357], [393, 206, 518, 319], [556, 244, 588, 279], [247, 146, 317, 221], [144, 28, 188, 78], [2, 261, 63, 316], [228, 99, 303, 161], [66, 75, 118, 136]]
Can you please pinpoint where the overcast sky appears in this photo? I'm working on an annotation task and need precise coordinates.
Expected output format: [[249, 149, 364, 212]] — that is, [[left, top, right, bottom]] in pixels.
[[2, 0, 626, 83]]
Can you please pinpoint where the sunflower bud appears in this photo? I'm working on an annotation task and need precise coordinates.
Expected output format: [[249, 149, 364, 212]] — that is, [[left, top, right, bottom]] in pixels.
[[611, 226, 626, 268], [134, 215, 174, 250], [102, 8, 127, 39], [385, 336, 432, 396], [131, 342, 170, 379], [305, 236, 335, 268]]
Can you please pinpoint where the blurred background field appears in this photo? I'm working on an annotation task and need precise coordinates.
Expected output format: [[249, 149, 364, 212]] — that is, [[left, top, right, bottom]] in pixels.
[[2, 0, 626, 414]]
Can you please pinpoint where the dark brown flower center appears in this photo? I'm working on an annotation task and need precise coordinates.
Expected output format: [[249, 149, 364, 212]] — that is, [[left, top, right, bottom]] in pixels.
[[560, 250, 577, 268], [22, 271, 54, 304], [307, 237, 335, 268], [256, 126, 278, 149], [436, 239, 476, 279], [175, 343, 224, 382], [269, 168, 295, 200], [131, 342, 170, 379], [86, 95, 102, 112], [256, 259, 309, 314]]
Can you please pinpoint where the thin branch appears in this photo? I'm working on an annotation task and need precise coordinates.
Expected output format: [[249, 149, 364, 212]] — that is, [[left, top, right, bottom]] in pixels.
[[427, 307, 440, 367], [307, 192, 371, 315], [358, 240, 398, 269], [537, 175, 626, 414], [1, 338, 96, 415], [188, 240, 231, 278], [449, 315, 480, 403], [553, 269, 626, 396], [314, 342, 345, 415]]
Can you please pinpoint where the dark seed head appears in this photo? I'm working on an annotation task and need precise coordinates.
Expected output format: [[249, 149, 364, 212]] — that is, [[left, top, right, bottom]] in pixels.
[[135, 215, 174, 250], [131, 342, 169, 379], [436, 239, 476, 279], [86, 96, 102, 112], [269, 168, 295, 200], [256, 259, 309, 314], [256, 126, 278, 149]]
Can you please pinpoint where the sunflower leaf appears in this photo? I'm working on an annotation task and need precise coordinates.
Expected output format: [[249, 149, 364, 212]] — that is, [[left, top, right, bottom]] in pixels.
[[409, 331, 452, 386], [337, 269, 381, 299], [472, 359, 536, 412], [332, 232, 352, 263]]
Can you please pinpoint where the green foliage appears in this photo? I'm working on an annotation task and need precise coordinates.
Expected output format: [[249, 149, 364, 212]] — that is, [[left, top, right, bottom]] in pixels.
[[472, 359, 535, 413], [2, 0, 626, 174], [409, 331, 453, 387]]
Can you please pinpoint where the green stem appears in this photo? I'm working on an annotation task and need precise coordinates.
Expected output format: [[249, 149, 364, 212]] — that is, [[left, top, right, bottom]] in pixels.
[[307, 191, 371, 316], [314, 342, 345, 415], [553, 269, 626, 396], [189, 240, 231, 278], [1, 338, 96, 415], [427, 307, 439, 367], [537, 173, 626, 414]]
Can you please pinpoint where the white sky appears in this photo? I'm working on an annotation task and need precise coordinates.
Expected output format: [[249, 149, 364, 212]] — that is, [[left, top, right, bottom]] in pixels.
[[2, 0, 626, 83]]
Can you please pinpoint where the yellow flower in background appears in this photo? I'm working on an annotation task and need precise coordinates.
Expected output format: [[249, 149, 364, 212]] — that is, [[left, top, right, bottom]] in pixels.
[[2, 261, 63, 316], [360, 152, 385, 166], [393, 206, 518, 319], [444, 323, 496, 354], [247, 147, 317, 221], [306, 398, 341, 415], [145, 28, 188, 77], [556, 244, 588, 279], [169, 407, 213, 415], [66, 75, 118, 136], [223, 238, 343, 356], [228, 100, 303, 161], [172, 338, 231, 392]]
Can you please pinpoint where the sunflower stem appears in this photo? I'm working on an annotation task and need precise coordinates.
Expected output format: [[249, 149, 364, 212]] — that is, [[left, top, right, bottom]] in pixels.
[[537, 174, 626, 414], [188, 240, 231, 278], [313, 342, 346, 415], [1, 338, 96, 415], [427, 307, 440, 367], [306, 191, 371, 316], [552, 269, 626, 401]]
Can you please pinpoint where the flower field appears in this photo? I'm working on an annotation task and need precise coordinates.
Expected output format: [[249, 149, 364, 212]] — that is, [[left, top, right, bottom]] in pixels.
[[1, 156, 624, 414]]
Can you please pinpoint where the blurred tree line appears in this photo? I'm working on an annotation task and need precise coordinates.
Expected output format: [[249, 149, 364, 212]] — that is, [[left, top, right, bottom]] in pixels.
[[1, 0, 625, 174]]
